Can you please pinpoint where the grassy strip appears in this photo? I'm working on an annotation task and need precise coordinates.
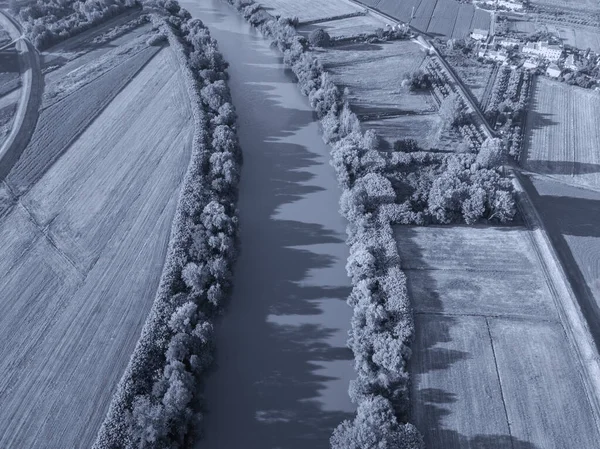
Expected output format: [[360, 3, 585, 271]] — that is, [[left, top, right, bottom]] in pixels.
[[224, 0, 424, 447], [92, 4, 241, 449]]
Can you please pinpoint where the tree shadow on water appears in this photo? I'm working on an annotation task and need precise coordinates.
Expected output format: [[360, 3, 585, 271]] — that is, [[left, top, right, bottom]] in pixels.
[[193, 14, 355, 449]]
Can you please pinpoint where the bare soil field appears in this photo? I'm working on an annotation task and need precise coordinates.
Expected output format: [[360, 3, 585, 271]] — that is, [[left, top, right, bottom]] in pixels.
[[298, 14, 389, 39], [523, 77, 600, 190], [256, 0, 361, 23], [395, 224, 600, 448], [0, 47, 193, 449]]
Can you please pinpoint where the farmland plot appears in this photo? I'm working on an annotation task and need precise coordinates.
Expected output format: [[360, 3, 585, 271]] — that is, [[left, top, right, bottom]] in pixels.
[[255, 0, 361, 23], [471, 8, 491, 31], [0, 48, 194, 449], [298, 14, 388, 39], [410, 0, 437, 34], [6, 45, 160, 196], [523, 77, 600, 190], [427, 0, 459, 38], [0, 101, 16, 145], [452, 4, 475, 38], [377, 0, 421, 23], [395, 224, 600, 449], [546, 23, 600, 53], [531, 0, 599, 12]]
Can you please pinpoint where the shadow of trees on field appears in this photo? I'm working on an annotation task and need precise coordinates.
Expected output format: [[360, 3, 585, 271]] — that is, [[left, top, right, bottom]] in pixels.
[[525, 161, 600, 177], [193, 5, 355, 449], [0, 50, 19, 73], [395, 225, 541, 449], [520, 175, 600, 352]]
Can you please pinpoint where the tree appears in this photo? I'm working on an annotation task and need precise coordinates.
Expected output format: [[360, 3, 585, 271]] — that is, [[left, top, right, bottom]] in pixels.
[[476, 137, 504, 169], [439, 93, 468, 128], [330, 396, 424, 449], [404, 70, 431, 91], [394, 139, 420, 152], [308, 28, 331, 47]]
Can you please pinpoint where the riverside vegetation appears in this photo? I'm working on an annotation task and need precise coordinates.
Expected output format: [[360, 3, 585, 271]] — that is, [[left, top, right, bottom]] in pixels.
[[223, 0, 515, 447]]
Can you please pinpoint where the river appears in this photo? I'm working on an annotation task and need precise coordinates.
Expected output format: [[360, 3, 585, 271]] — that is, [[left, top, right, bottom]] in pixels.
[[175, 0, 355, 447]]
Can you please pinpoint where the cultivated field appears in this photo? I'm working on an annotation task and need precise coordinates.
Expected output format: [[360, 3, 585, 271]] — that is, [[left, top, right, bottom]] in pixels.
[[546, 23, 600, 53], [359, 0, 489, 39], [298, 14, 389, 39], [395, 224, 600, 448], [531, 0, 600, 12], [0, 45, 194, 449], [523, 77, 600, 190], [256, 0, 362, 23]]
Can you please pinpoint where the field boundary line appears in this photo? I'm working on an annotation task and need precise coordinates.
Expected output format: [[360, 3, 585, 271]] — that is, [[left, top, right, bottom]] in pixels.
[[403, 266, 533, 274], [511, 168, 600, 432], [17, 200, 85, 280], [297, 11, 366, 26], [485, 316, 515, 449], [415, 310, 559, 324]]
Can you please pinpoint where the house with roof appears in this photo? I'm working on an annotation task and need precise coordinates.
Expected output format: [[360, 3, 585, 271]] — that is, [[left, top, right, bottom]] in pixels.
[[471, 28, 489, 41], [546, 63, 562, 78], [522, 41, 562, 61], [523, 58, 539, 69]]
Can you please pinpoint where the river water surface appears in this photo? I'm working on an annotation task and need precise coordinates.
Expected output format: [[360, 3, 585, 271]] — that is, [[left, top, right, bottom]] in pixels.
[[176, 0, 355, 447]]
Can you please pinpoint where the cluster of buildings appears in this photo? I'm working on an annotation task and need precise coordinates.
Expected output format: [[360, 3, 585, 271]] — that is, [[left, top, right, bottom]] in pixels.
[[475, 0, 524, 11]]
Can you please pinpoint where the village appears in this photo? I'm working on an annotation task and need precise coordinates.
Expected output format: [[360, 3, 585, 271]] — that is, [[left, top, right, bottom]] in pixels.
[[466, 0, 600, 89]]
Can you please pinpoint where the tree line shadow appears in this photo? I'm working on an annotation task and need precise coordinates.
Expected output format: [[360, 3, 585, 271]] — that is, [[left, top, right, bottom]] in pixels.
[[193, 10, 355, 449], [396, 225, 541, 449]]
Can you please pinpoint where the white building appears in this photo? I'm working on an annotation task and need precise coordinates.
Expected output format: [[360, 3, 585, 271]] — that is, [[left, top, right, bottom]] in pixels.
[[522, 41, 562, 61], [495, 37, 520, 48], [564, 54, 578, 71], [471, 28, 489, 41], [546, 63, 562, 78], [523, 58, 539, 69], [487, 49, 508, 62]]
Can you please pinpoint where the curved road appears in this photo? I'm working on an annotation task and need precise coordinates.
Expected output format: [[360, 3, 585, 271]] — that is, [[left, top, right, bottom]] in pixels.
[[0, 10, 42, 180]]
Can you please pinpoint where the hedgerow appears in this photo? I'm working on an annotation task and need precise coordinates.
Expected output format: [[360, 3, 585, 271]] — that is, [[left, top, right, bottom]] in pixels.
[[93, 4, 241, 449], [19, 0, 141, 50]]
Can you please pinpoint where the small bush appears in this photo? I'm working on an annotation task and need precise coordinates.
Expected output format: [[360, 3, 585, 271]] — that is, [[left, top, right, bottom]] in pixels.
[[147, 32, 167, 46], [308, 28, 331, 47]]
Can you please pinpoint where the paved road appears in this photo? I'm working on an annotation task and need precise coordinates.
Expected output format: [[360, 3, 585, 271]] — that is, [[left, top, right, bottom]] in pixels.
[[0, 10, 42, 180]]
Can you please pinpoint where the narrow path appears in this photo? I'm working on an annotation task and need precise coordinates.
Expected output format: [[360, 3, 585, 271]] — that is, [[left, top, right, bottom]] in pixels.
[[177, 1, 356, 448]]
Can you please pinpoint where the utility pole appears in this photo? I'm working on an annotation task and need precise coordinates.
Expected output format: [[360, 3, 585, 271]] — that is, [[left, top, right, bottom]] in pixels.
[[411, 6, 415, 19]]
